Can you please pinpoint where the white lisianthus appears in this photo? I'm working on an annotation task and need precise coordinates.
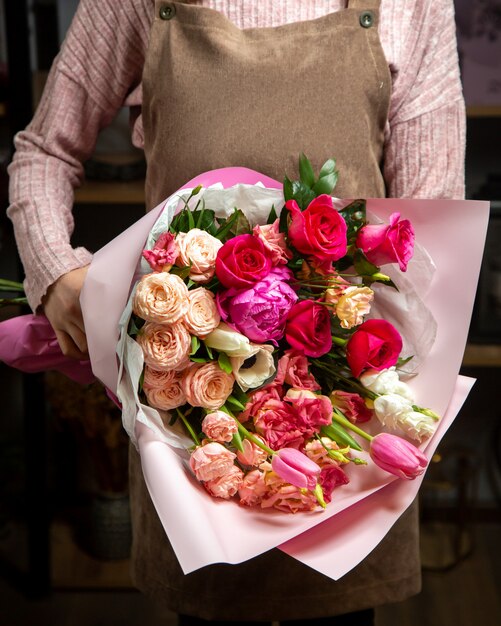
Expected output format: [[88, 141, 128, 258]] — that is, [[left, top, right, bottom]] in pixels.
[[374, 394, 436, 442], [360, 367, 415, 402], [203, 322, 254, 357], [231, 344, 275, 392]]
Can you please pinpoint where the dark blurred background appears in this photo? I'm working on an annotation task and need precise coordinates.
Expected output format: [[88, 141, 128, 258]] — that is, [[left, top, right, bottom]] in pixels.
[[0, 2, 500, 625]]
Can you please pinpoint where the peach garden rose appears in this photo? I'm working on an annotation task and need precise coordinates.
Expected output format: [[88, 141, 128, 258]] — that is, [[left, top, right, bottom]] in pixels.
[[184, 288, 220, 339], [133, 272, 189, 324], [137, 321, 191, 371], [176, 228, 223, 283], [181, 362, 235, 410]]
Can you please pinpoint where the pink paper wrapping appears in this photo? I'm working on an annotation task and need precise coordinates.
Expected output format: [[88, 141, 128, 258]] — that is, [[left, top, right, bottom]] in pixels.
[[0, 166, 490, 580]]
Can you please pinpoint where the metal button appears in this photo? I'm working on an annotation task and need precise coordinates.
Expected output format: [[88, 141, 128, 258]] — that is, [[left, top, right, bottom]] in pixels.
[[359, 11, 374, 28], [159, 4, 176, 20]]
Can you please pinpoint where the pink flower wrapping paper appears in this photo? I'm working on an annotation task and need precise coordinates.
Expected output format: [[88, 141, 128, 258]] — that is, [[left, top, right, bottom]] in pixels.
[[78, 168, 489, 579]]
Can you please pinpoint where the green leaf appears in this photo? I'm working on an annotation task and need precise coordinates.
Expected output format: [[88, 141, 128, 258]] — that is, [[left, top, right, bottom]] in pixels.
[[226, 395, 246, 412], [190, 357, 210, 363], [312, 171, 338, 196], [190, 336, 200, 356], [187, 208, 195, 231], [321, 423, 362, 452], [231, 430, 244, 453], [267, 205, 278, 224], [0, 278, 26, 293], [299, 153, 315, 188], [353, 249, 380, 277], [205, 344, 214, 360], [283, 176, 294, 202], [319, 158, 337, 178], [218, 352, 233, 374]]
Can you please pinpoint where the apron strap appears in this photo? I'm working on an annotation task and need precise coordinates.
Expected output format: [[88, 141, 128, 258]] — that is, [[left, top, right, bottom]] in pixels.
[[347, 0, 381, 9]]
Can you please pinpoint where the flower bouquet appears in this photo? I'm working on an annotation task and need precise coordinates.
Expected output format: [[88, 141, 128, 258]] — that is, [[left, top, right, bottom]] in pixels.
[[0, 157, 490, 580]]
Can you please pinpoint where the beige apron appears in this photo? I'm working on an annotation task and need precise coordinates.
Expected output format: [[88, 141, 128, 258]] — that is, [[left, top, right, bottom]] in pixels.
[[130, 1, 421, 619]]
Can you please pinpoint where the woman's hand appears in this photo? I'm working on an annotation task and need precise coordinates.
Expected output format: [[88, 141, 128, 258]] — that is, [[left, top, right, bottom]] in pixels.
[[42, 266, 90, 360]]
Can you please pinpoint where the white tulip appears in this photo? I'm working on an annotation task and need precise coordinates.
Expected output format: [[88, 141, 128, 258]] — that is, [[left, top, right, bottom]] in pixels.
[[204, 322, 254, 357]]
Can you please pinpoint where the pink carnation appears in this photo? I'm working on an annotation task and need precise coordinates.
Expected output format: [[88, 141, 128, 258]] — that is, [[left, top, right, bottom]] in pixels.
[[142, 231, 179, 272], [238, 469, 268, 507], [284, 389, 333, 434], [260, 464, 318, 513], [330, 390, 373, 423], [189, 442, 236, 482], [236, 437, 268, 467], [204, 465, 244, 499], [201, 410, 238, 443], [274, 350, 320, 391], [319, 465, 349, 504]]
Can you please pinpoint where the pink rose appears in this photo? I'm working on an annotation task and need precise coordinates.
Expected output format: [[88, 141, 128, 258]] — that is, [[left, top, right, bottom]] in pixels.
[[204, 464, 244, 499], [286, 194, 347, 265], [238, 469, 268, 507], [285, 300, 332, 358], [142, 231, 179, 272], [184, 288, 220, 339], [284, 388, 333, 434], [346, 319, 403, 377], [217, 268, 297, 344], [215, 234, 272, 289], [275, 350, 320, 391], [137, 321, 191, 371], [189, 442, 236, 482], [176, 229, 223, 282], [252, 220, 292, 266], [143, 367, 186, 411], [330, 390, 373, 423], [236, 437, 268, 467], [181, 362, 234, 410], [201, 410, 238, 443], [133, 272, 189, 324], [355, 212, 415, 272]]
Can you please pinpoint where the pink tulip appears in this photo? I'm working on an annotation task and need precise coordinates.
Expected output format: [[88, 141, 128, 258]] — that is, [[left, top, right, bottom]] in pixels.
[[271, 447, 321, 490], [369, 433, 427, 480]]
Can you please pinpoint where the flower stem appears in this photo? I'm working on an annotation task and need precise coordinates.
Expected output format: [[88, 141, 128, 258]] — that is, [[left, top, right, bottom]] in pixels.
[[332, 409, 373, 442], [176, 408, 200, 446]]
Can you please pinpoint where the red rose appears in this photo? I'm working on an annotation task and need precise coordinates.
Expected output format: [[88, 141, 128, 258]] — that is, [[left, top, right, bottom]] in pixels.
[[215, 234, 272, 289], [285, 300, 332, 358], [346, 319, 403, 377], [286, 195, 347, 264], [355, 212, 415, 272]]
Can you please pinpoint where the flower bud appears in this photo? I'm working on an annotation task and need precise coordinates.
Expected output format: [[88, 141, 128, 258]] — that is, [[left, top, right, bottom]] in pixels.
[[369, 433, 427, 480], [271, 447, 321, 490]]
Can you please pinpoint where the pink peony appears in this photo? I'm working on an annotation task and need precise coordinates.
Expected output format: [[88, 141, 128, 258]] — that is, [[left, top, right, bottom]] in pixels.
[[330, 390, 373, 423], [215, 234, 272, 289], [142, 231, 179, 272], [369, 433, 427, 480], [204, 464, 244, 499], [286, 194, 347, 265], [355, 212, 414, 272], [274, 350, 320, 391], [252, 220, 292, 265], [285, 300, 332, 358], [189, 442, 237, 482], [346, 319, 403, 377], [201, 410, 238, 443], [181, 362, 235, 410], [217, 268, 297, 344]]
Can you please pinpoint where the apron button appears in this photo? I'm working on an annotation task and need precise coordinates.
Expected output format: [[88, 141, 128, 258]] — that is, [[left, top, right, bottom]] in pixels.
[[359, 11, 374, 28], [159, 4, 176, 20]]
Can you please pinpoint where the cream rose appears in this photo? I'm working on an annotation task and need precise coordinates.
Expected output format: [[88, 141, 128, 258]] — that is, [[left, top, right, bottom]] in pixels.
[[176, 229, 223, 283], [143, 368, 186, 411], [137, 321, 191, 371], [184, 288, 220, 339], [181, 362, 234, 410], [335, 286, 374, 329], [133, 272, 189, 324]]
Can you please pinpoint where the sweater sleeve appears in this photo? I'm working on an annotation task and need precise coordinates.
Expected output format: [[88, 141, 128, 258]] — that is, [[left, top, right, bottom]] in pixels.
[[7, 0, 151, 311], [381, 0, 466, 199]]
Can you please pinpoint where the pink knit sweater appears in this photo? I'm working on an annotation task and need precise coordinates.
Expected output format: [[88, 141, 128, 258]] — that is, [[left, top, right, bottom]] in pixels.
[[7, 0, 466, 310]]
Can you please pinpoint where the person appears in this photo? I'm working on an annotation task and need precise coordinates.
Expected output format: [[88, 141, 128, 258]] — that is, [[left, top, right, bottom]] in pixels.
[[7, 1, 465, 624]]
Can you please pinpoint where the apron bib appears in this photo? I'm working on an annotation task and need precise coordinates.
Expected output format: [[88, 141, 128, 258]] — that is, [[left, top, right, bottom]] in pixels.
[[130, 1, 421, 619]]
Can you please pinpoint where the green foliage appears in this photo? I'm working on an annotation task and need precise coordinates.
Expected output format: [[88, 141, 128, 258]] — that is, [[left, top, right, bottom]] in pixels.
[[282, 154, 339, 212], [321, 422, 362, 452]]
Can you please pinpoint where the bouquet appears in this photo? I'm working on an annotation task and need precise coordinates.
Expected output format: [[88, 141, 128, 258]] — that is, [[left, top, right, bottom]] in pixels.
[[122, 156, 441, 513]]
